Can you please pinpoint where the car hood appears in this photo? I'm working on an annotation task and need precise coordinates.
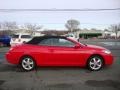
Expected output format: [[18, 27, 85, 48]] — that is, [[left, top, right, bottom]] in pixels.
[[86, 44, 106, 50]]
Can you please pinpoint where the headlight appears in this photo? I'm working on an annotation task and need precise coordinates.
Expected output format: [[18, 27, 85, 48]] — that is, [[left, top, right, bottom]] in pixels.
[[103, 50, 111, 54]]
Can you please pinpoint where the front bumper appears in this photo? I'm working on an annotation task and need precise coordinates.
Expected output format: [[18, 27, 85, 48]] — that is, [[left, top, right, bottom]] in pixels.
[[103, 54, 114, 65]]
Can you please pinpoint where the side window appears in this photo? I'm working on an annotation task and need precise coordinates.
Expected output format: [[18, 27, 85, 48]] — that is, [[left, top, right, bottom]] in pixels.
[[38, 38, 75, 47], [21, 35, 31, 38], [56, 38, 75, 47], [39, 38, 52, 45]]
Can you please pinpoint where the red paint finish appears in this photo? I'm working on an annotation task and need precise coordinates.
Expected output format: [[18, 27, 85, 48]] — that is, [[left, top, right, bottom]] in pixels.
[[6, 38, 114, 67]]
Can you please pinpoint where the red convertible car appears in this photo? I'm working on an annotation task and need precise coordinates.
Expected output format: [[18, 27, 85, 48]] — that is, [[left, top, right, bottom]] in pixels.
[[6, 36, 113, 71]]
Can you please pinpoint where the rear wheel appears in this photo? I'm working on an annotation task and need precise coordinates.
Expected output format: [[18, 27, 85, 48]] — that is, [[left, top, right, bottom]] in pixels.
[[87, 55, 104, 71], [20, 56, 36, 71]]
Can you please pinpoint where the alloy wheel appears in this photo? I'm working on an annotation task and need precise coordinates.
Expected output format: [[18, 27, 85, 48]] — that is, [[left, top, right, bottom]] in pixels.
[[21, 57, 35, 71], [88, 56, 103, 71]]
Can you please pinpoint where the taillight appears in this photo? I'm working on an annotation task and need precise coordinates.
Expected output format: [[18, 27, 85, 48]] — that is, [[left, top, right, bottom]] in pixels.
[[9, 47, 14, 51]]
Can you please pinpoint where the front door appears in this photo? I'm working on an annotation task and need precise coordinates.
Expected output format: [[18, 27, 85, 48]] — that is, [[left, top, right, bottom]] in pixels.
[[46, 38, 84, 66], [38, 37, 84, 66]]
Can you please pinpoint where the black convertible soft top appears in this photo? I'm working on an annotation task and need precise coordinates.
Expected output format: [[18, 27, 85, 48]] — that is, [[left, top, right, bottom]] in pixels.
[[27, 35, 67, 44]]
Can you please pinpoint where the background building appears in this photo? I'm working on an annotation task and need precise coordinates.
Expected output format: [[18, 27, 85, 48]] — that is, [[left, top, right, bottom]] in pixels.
[[73, 29, 104, 39]]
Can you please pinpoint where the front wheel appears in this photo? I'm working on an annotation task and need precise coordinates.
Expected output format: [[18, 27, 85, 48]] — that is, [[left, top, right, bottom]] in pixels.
[[87, 56, 104, 71], [20, 56, 36, 71]]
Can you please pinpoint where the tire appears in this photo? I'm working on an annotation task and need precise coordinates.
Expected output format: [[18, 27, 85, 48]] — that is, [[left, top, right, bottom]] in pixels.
[[87, 55, 104, 71], [20, 56, 36, 71]]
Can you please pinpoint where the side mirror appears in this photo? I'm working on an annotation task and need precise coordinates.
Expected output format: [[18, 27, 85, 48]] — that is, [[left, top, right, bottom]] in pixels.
[[74, 44, 81, 49]]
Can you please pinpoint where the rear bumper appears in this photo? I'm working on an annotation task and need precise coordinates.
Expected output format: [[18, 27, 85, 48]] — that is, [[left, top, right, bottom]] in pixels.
[[6, 52, 19, 65]]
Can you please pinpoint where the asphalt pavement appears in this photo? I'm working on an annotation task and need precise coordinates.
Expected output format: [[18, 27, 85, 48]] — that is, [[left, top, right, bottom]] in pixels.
[[0, 40, 120, 90]]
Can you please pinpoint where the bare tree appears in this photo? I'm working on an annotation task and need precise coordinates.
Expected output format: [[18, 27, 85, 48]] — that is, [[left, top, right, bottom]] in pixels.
[[22, 23, 42, 34], [2, 21, 18, 30], [65, 19, 80, 32], [0, 22, 18, 35], [110, 24, 120, 39], [23, 23, 42, 30]]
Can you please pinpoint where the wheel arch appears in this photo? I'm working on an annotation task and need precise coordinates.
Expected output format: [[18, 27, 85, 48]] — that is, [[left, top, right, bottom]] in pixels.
[[19, 54, 37, 65], [86, 54, 105, 66]]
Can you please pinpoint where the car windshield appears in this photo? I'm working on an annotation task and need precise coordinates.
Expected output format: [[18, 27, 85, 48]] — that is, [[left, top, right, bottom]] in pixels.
[[12, 35, 19, 38]]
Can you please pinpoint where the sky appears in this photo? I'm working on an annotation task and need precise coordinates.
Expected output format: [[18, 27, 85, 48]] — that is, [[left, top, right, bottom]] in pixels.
[[0, 0, 120, 30]]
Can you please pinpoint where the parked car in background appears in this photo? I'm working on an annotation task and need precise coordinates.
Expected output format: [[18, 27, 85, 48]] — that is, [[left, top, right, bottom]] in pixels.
[[6, 36, 113, 71], [0, 35, 11, 46], [10, 33, 32, 46]]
